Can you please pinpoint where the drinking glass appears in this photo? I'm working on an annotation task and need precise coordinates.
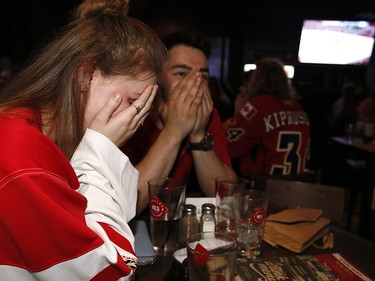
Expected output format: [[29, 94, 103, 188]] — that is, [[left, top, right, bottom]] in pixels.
[[234, 189, 268, 259], [148, 177, 186, 255], [186, 232, 238, 281], [215, 176, 246, 236]]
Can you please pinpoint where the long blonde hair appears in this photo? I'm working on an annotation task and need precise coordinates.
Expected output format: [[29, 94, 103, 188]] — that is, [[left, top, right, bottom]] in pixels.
[[0, 0, 166, 158], [249, 58, 291, 100]]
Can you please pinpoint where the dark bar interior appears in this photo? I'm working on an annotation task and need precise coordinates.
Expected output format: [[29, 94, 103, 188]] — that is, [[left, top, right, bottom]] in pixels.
[[1, 0, 374, 236], [0, 1, 374, 279]]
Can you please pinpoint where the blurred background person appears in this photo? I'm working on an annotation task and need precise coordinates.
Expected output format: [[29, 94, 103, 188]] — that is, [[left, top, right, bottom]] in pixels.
[[330, 82, 359, 136], [234, 69, 253, 115], [224, 57, 311, 181], [358, 86, 375, 123]]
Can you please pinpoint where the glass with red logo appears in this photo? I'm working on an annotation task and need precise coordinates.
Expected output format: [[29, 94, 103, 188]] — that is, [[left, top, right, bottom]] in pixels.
[[233, 189, 268, 259], [215, 176, 246, 237], [148, 177, 186, 255]]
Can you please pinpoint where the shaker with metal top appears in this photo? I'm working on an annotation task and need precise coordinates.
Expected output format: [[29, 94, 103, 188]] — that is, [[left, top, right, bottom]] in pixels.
[[179, 204, 199, 245], [200, 203, 216, 232]]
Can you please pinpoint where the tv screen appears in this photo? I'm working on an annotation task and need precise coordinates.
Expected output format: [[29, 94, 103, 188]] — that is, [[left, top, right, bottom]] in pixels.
[[298, 20, 375, 65]]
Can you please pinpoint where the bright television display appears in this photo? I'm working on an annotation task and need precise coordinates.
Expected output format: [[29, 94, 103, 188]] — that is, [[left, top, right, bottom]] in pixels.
[[298, 20, 375, 65]]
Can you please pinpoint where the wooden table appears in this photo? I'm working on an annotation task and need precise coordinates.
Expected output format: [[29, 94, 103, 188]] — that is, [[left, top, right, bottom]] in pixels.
[[134, 226, 375, 280]]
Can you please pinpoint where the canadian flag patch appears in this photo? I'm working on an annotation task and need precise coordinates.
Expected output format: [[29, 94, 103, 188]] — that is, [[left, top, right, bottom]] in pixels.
[[240, 102, 258, 121]]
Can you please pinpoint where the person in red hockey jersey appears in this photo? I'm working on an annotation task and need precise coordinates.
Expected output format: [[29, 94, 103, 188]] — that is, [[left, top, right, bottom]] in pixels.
[[0, 0, 166, 280], [121, 30, 237, 215], [224, 58, 311, 181]]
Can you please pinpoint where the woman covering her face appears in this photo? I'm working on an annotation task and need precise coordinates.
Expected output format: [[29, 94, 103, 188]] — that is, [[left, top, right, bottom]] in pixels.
[[0, 0, 166, 280]]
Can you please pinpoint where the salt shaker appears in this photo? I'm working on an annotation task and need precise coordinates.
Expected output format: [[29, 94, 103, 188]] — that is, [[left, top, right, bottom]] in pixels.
[[179, 204, 199, 245], [200, 203, 216, 232]]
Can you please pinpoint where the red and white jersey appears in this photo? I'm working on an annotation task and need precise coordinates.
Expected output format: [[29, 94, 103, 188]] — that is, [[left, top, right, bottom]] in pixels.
[[224, 95, 311, 179], [0, 108, 138, 281]]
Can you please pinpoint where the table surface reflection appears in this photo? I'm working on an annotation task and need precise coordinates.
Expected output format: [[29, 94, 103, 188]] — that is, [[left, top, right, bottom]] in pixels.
[[330, 136, 375, 153], [134, 226, 375, 281]]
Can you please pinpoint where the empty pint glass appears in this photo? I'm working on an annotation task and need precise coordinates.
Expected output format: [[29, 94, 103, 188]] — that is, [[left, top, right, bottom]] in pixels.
[[234, 189, 267, 259], [215, 176, 246, 236]]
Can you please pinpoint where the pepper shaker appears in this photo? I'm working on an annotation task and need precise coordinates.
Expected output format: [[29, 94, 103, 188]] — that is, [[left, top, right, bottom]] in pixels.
[[179, 204, 199, 246]]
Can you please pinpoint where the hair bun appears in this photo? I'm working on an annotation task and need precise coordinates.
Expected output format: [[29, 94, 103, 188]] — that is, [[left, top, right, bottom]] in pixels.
[[75, 0, 129, 20]]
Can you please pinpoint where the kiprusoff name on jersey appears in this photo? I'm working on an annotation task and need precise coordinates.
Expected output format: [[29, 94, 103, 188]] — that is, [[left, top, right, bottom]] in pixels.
[[264, 111, 310, 132]]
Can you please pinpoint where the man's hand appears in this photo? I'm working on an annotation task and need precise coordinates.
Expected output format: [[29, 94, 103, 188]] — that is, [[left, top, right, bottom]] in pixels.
[[158, 72, 204, 141], [89, 84, 158, 147], [189, 81, 214, 142]]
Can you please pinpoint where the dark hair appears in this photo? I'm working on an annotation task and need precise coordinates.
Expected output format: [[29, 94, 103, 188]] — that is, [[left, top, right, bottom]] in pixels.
[[341, 82, 355, 99], [242, 70, 254, 83], [249, 58, 291, 99], [162, 30, 211, 58]]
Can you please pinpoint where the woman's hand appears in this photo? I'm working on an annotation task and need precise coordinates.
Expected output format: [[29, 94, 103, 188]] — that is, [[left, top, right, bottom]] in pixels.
[[89, 84, 158, 147]]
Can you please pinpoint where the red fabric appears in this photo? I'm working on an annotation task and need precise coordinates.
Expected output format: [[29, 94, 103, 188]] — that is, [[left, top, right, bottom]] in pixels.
[[224, 95, 311, 179], [0, 108, 132, 279], [122, 108, 231, 189], [91, 254, 131, 281], [358, 98, 375, 122], [98, 223, 136, 257]]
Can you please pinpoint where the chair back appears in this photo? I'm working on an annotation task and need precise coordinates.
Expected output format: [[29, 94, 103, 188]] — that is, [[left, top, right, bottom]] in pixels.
[[254, 172, 318, 191], [264, 179, 346, 224]]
